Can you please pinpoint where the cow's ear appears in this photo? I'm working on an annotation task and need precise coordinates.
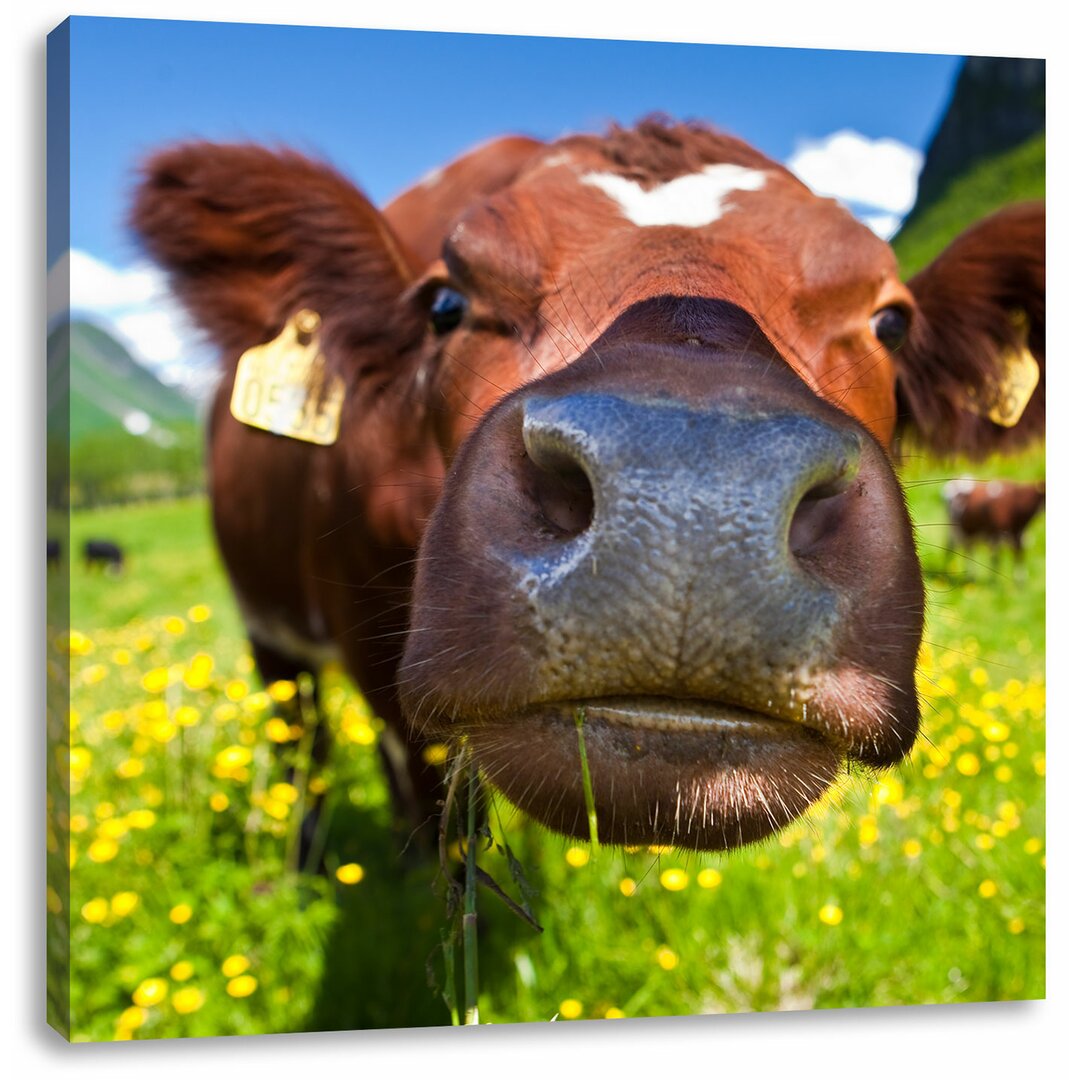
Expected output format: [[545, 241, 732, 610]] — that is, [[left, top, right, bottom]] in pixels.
[[893, 201, 1044, 458], [130, 143, 424, 362], [383, 136, 544, 265]]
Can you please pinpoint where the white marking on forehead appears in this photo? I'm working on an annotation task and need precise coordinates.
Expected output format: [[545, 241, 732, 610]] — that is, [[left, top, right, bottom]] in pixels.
[[582, 164, 770, 228]]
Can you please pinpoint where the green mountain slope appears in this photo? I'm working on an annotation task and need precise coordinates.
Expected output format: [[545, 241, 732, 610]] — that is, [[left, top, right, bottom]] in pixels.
[[48, 319, 197, 446], [47, 319, 205, 507], [892, 131, 1045, 279]]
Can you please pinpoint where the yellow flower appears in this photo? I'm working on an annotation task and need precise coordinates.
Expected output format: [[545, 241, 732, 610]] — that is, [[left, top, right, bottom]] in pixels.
[[956, 753, 981, 777], [126, 809, 157, 830], [1023, 837, 1043, 854], [62, 630, 94, 656], [697, 868, 722, 889], [169, 903, 193, 925], [565, 846, 590, 868], [88, 838, 119, 863], [163, 616, 186, 635], [902, 839, 922, 859], [659, 868, 689, 891], [81, 663, 108, 685], [983, 721, 1010, 743], [267, 679, 297, 703], [655, 946, 679, 970], [559, 999, 583, 1019], [170, 961, 195, 982], [1007, 918, 1026, 934], [172, 987, 205, 1014], [225, 679, 249, 702], [422, 743, 450, 765], [70, 814, 89, 834], [335, 863, 364, 885], [978, 880, 998, 898], [215, 745, 252, 772], [81, 897, 109, 924], [262, 798, 290, 821], [873, 777, 904, 806], [619, 878, 636, 897], [269, 782, 299, 804], [68, 746, 92, 783], [117, 1006, 146, 1030], [175, 706, 201, 728], [188, 604, 212, 622], [115, 758, 144, 780], [110, 892, 139, 918], [209, 792, 230, 812], [604, 1007, 626, 1019], [141, 667, 171, 694], [265, 718, 294, 743], [133, 978, 168, 1007], [221, 954, 251, 978], [112, 648, 132, 665], [226, 975, 258, 998], [818, 904, 844, 926]]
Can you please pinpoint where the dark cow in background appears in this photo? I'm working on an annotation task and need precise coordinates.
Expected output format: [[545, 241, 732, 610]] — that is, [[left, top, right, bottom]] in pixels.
[[943, 477, 1046, 572], [131, 118, 1044, 851], [83, 539, 125, 574]]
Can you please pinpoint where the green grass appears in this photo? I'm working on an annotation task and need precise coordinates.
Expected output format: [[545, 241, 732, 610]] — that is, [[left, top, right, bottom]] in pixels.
[[48, 445, 1045, 1037]]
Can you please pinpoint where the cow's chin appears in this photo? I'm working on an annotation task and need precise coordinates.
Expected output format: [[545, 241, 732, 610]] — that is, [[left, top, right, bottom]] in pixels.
[[463, 697, 843, 851]]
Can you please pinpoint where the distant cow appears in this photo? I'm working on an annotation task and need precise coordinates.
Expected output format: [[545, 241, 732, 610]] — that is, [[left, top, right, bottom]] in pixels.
[[83, 539, 124, 573], [47, 538, 60, 569], [131, 118, 1044, 852], [943, 477, 1046, 569]]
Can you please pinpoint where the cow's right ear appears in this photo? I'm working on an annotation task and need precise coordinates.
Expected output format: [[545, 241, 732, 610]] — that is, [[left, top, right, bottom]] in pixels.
[[130, 143, 425, 363], [893, 201, 1045, 459]]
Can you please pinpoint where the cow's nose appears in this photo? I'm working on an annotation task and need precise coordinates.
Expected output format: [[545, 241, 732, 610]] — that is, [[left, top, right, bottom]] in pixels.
[[480, 389, 871, 696], [518, 390, 861, 578]]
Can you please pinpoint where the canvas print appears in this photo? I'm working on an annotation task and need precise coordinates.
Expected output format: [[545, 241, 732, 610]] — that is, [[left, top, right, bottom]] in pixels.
[[46, 17, 1046, 1041]]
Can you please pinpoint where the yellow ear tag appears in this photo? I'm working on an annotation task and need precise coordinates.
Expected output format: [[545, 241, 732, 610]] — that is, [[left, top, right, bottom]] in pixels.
[[963, 311, 1040, 429], [230, 310, 345, 445]]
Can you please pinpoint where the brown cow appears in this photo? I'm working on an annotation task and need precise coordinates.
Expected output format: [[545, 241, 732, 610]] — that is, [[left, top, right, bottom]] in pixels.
[[943, 477, 1046, 571], [130, 118, 1044, 852]]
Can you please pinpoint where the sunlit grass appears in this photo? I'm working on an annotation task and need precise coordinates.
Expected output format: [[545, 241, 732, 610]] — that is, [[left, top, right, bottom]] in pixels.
[[47, 443, 1044, 1036]]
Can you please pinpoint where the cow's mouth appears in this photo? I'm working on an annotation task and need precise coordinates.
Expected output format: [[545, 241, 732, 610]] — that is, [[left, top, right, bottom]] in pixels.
[[464, 695, 844, 850]]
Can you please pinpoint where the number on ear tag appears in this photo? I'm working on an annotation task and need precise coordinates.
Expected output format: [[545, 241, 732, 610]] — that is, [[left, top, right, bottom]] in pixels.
[[230, 310, 345, 445]]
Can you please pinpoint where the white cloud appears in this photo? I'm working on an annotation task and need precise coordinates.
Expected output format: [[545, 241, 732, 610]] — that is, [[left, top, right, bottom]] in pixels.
[[113, 309, 185, 365], [786, 130, 923, 222], [47, 247, 220, 401]]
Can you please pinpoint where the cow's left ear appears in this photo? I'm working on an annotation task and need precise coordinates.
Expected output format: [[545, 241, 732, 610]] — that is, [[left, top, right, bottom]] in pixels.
[[893, 201, 1044, 457]]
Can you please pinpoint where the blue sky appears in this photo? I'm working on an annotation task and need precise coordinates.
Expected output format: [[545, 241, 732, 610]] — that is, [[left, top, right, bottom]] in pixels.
[[50, 15, 965, 392]]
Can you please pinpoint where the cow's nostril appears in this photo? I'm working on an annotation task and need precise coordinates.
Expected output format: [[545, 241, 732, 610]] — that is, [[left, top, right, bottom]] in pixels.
[[789, 454, 859, 558], [523, 447, 595, 538]]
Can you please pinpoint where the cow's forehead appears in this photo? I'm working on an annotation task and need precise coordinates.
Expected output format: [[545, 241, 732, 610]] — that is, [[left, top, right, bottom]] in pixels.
[[445, 136, 897, 314]]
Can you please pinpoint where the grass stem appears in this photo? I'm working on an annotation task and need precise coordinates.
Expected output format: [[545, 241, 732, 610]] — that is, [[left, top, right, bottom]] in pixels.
[[463, 760, 480, 1025], [574, 707, 600, 850]]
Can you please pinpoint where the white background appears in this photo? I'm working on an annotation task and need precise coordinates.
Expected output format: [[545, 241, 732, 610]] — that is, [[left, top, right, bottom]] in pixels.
[[6, 2, 1077, 1077]]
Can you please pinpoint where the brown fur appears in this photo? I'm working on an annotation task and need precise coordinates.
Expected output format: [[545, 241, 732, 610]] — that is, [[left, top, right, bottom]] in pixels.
[[130, 119, 1045, 849]]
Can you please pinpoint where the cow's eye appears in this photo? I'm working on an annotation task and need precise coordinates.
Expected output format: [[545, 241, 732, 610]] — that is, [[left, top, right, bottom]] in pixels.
[[870, 306, 910, 351], [429, 286, 469, 335]]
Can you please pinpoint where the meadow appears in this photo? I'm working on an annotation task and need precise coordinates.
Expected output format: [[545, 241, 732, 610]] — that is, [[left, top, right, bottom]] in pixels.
[[46, 443, 1046, 1039]]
